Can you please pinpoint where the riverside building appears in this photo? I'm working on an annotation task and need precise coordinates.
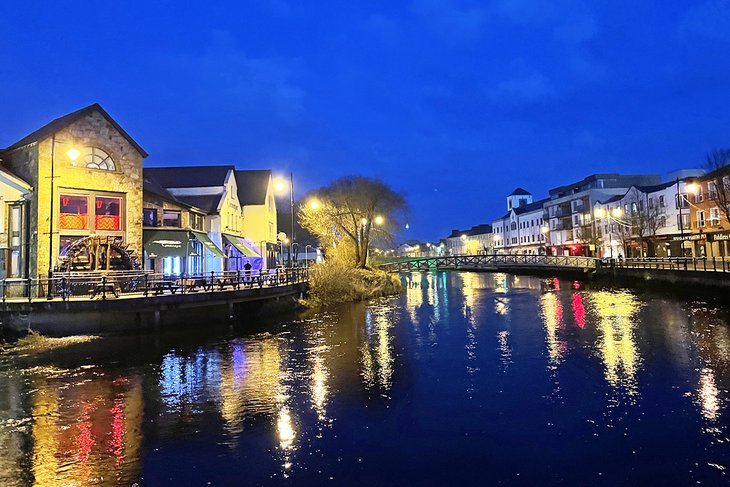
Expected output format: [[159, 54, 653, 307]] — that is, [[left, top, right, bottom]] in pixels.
[[1, 103, 146, 278], [492, 188, 547, 254]]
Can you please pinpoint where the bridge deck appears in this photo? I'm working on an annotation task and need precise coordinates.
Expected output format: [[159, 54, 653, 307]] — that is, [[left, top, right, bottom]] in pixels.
[[379, 254, 598, 273]]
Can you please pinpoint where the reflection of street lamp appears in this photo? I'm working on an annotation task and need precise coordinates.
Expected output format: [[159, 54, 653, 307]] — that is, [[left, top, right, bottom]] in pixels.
[[275, 173, 295, 267], [48, 136, 79, 298]]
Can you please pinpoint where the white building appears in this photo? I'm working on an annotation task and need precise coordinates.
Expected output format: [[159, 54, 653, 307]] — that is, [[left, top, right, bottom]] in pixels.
[[593, 177, 702, 258], [544, 174, 660, 256], [492, 188, 548, 254], [444, 224, 493, 255]]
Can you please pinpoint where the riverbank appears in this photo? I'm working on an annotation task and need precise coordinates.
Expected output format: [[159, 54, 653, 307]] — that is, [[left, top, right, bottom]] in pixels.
[[305, 261, 401, 307]]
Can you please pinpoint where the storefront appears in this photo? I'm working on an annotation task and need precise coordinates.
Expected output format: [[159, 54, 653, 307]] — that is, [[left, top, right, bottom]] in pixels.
[[222, 234, 264, 271], [707, 231, 730, 257], [143, 229, 225, 276], [670, 234, 703, 257]]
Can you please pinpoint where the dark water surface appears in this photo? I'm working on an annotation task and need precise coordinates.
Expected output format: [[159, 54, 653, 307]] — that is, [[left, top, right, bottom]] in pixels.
[[1, 272, 729, 486]]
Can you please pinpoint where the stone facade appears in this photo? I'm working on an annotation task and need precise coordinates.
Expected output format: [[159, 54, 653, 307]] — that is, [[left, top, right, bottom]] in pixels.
[[3, 107, 145, 278]]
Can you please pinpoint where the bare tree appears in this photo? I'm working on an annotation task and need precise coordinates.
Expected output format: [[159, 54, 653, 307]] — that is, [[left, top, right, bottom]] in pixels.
[[299, 176, 407, 268], [618, 188, 666, 257], [704, 149, 730, 221]]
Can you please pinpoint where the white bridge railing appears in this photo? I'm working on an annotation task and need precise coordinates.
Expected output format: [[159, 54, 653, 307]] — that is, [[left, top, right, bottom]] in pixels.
[[379, 254, 598, 272]]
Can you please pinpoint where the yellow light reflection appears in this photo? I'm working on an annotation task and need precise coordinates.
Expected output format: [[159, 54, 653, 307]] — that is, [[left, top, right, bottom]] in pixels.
[[309, 346, 330, 421], [698, 367, 719, 422], [587, 291, 642, 395], [540, 293, 566, 368], [277, 407, 296, 450], [360, 309, 394, 390]]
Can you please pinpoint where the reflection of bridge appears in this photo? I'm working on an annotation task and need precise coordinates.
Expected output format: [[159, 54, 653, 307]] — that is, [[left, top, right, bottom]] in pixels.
[[379, 254, 598, 273]]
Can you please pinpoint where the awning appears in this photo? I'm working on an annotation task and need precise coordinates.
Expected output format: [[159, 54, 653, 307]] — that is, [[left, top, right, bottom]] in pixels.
[[143, 229, 189, 258], [223, 234, 260, 257], [191, 231, 226, 258]]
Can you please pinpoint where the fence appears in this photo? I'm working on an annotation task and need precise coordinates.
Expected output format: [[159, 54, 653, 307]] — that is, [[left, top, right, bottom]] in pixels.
[[0, 267, 309, 303], [612, 257, 730, 273]]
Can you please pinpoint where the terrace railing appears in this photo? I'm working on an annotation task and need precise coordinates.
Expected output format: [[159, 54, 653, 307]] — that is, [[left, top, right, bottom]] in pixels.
[[612, 257, 730, 273], [0, 267, 309, 303], [379, 254, 598, 273]]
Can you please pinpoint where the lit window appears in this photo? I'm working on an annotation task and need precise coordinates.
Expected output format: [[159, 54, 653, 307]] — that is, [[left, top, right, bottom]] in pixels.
[[95, 196, 122, 230], [82, 147, 116, 171], [59, 195, 89, 230], [163, 210, 181, 227]]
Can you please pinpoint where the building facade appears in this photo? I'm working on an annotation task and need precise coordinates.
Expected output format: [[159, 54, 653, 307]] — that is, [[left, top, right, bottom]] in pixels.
[[544, 174, 660, 256], [687, 165, 730, 257], [236, 170, 277, 269], [0, 167, 32, 280], [444, 224, 493, 255], [1, 104, 146, 278], [492, 189, 547, 254]]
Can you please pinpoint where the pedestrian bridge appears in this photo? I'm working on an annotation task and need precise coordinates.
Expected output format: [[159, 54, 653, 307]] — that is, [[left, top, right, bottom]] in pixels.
[[378, 254, 599, 273]]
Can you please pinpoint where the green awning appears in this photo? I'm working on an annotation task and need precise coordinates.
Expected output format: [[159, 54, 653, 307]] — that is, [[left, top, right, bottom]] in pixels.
[[191, 231, 226, 258], [223, 234, 259, 257], [143, 230, 189, 258]]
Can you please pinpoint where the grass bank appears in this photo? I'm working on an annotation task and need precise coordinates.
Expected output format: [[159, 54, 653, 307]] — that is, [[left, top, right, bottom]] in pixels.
[[2, 331, 99, 353], [305, 261, 401, 308]]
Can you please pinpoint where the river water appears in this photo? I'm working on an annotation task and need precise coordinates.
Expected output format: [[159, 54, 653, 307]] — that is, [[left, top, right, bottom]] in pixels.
[[0, 272, 728, 486]]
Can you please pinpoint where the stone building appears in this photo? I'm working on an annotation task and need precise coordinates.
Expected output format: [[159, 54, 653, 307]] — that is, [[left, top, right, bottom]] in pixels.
[[0, 104, 146, 278]]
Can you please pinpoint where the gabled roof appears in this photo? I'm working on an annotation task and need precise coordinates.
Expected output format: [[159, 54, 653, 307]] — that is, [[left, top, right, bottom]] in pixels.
[[4, 103, 148, 157], [143, 174, 208, 212], [513, 197, 548, 215], [144, 165, 233, 188], [235, 169, 271, 206], [633, 180, 679, 193], [509, 187, 531, 196], [597, 194, 623, 205], [174, 195, 222, 214]]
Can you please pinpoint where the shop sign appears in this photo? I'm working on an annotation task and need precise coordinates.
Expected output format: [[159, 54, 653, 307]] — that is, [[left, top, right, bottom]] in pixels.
[[671, 234, 703, 241], [708, 232, 730, 242]]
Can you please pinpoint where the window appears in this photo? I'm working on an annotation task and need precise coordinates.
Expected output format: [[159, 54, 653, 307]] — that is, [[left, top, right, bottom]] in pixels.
[[191, 212, 204, 230], [143, 208, 158, 227], [724, 176, 730, 191], [696, 210, 705, 228], [163, 210, 181, 227], [675, 194, 689, 209], [511, 222, 517, 230], [81, 147, 115, 171], [710, 207, 721, 226], [8, 204, 23, 278], [695, 186, 704, 203], [677, 214, 691, 230], [648, 197, 654, 208], [659, 195, 665, 207], [95, 196, 121, 231], [59, 195, 89, 230], [659, 216, 666, 227], [708, 182, 718, 200]]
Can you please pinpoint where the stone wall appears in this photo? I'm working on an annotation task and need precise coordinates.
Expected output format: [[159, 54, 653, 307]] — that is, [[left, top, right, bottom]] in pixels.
[[3, 109, 145, 278]]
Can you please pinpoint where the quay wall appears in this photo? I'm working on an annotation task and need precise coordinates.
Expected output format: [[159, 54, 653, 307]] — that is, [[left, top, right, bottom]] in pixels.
[[1, 282, 308, 336]]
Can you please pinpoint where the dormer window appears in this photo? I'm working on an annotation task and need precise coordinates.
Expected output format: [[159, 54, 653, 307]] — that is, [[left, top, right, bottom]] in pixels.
[[80, 147, 116, 171]]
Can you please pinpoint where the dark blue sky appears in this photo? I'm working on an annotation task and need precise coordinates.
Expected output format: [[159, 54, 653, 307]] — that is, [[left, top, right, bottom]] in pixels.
[[1, 1, 729, 241]]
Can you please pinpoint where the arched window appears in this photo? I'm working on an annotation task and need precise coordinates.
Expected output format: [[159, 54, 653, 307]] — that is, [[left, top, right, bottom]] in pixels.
[[82, 147, 116, 171]]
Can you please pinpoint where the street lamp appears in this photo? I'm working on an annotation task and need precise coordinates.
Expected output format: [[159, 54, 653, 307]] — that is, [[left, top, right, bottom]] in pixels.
[[305, 244, 313, 267], [47, 136, 80, 299], [374, 215, 384, 225], [275, 173, 295, 267], [308, 199, 320, 209]]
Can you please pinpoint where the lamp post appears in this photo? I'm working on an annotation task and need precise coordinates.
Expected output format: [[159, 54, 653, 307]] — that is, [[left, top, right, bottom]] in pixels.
[[47, 136, 79, 299], [274, 173, 295, 267]]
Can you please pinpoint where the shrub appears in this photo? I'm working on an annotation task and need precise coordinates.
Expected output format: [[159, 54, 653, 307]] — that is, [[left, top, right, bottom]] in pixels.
[[306, 261, 401, 307]]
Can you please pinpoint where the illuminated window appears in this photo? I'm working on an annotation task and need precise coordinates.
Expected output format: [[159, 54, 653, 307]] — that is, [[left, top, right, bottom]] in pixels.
[[163, 210, 181, 227], [59, 195, 89, 230], [95, 196, 122, 230], [82, 147, 116, 171]]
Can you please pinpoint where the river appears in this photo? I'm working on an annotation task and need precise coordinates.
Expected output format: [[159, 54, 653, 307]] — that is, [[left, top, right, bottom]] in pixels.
[[0, 271, 728, 485]]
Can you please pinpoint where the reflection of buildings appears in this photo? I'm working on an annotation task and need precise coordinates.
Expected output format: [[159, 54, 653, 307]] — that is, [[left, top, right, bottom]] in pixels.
[[0, 372, 30, 486], [690, 307, 730, 424], [360, 308, 395, 390], [587, 291, 641, 395], [540, 293, 566, 368], [29, 373, 144, 486]]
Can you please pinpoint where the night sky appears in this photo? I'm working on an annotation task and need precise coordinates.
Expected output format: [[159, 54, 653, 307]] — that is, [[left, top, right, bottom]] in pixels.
[[1, 1, 729, 241]]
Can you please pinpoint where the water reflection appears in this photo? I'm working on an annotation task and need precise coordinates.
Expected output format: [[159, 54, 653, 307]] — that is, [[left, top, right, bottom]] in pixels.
[[587, 291, 642, 397], [0, 272, 728, 485], [360, 307, 395, 391], [29, 371, 143, 486], [540, 292, 566, 368]]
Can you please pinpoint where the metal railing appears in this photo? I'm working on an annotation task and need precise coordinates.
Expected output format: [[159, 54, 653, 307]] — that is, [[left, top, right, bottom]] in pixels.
[[379, 254, 598, 272], [0, 267, 309, 303], [612, 257, 730, 273]]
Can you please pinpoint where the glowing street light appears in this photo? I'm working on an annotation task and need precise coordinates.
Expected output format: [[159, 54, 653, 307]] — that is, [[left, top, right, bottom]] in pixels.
[[361, 217, 368, 225], [611, 207, 623, 218], [374, 215, 384, 225], [275, 174, 295, 267], [66, 148, 80, 161], [308, 199, 320, 209], [594, 208, 605, 219], [686, 182, 700, 194]]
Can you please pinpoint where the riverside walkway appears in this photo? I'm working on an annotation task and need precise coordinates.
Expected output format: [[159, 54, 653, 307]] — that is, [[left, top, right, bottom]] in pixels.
[[0, 268, 309, 335]]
